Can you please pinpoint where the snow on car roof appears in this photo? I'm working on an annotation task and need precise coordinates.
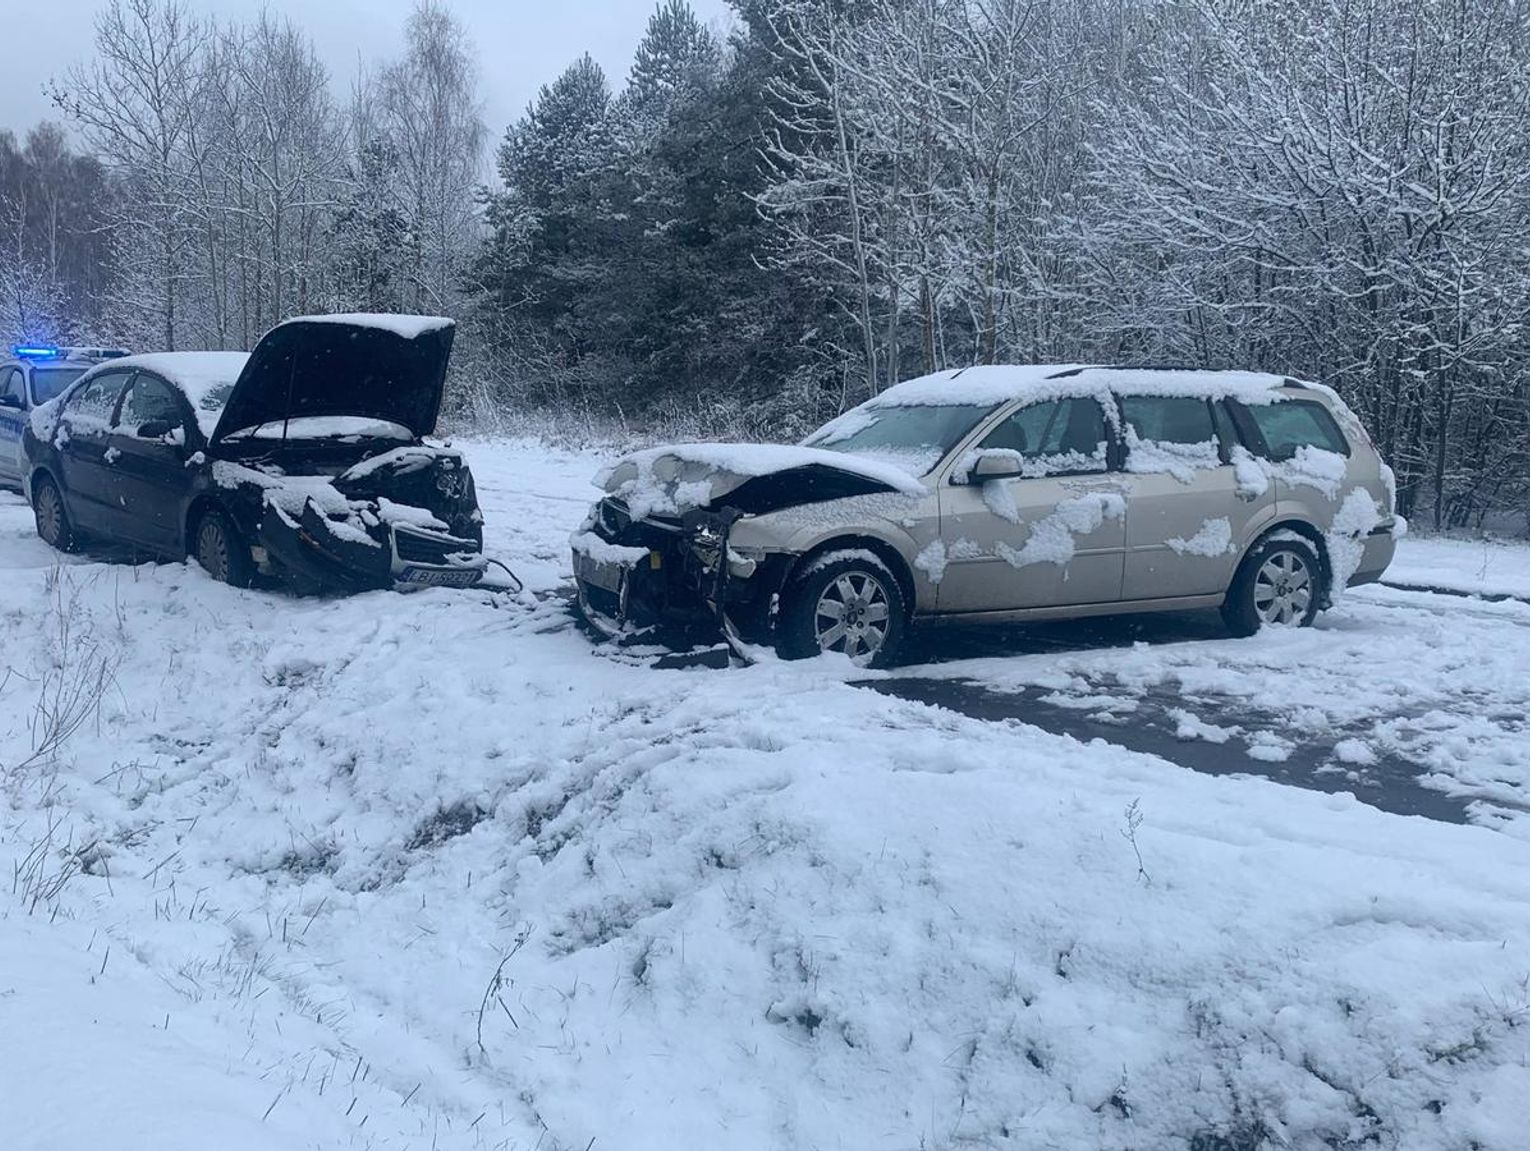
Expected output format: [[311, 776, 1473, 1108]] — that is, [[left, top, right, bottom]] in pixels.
[[104, 351, 250, 436], [873, 364, 1307, 408], [279, 313, 454, 339]]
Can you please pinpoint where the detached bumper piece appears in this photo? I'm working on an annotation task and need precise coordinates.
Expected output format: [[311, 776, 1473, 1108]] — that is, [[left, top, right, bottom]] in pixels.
[[571, 498, 791, 648], [259, 502, 485, 593]]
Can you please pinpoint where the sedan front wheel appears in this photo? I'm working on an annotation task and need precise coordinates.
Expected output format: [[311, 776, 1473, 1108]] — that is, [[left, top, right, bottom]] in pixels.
[[193, 508, 255, 588], [33, 476, 79, 553]]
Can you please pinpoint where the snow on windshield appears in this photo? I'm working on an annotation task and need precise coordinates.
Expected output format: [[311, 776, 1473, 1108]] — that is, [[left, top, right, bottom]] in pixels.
[[225, 416, 413, 442], [804, 403, 993, 475]]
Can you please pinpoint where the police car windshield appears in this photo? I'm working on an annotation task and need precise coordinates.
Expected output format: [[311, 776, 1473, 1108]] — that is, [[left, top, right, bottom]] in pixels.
[[32, 367, 89, 403]]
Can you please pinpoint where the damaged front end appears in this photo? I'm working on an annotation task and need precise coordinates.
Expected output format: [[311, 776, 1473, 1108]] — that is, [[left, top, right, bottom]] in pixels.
[[571, 450, 925, 650], [571, 495, 794, 648], [223, 445, 487, 593]]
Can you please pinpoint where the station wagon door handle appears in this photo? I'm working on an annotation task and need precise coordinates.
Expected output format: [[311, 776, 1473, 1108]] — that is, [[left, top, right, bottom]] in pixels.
[[1062, 478, 1132, 495]]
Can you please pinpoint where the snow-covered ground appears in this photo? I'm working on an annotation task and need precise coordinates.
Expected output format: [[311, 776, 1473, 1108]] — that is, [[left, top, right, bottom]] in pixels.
[[3, 439, 1529, 1150], [897, 585, 1530, 833], [1383, 534, 1530, 600]]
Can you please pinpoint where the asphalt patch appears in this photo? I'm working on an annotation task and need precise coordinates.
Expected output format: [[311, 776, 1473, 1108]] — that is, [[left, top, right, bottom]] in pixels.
[[862, 675, 1474, 825]]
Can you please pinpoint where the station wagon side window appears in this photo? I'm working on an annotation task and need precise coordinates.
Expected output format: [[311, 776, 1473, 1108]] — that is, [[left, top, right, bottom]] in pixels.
[[1118, 395, 1222, 478], [117, 374, 188, 440], [979, 397, 1110, 476], [64, 369, 134, 431], [1241, 399, 1350, 460]]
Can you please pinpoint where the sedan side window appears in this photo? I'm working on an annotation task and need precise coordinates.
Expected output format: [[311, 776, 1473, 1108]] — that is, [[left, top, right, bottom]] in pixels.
[[980, 397, 1108, 476], [1119, 395, 1221, 480], [118, 375, 187, 439], [64, 370, 134, 431]]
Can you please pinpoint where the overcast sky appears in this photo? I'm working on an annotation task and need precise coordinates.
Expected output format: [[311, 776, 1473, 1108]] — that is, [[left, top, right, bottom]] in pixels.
[[2, 0, 736, 141]]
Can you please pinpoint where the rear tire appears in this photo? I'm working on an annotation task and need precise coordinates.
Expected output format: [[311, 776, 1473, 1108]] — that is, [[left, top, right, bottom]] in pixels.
[[1222, 534, 1325, 637], [32, 476, 79, 554], [193, 507, 255, 588], [777, 551, 908, 668]]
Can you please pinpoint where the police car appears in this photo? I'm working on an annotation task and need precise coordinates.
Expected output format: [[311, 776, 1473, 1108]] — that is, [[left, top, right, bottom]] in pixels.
[[0, 344, 131, 490]]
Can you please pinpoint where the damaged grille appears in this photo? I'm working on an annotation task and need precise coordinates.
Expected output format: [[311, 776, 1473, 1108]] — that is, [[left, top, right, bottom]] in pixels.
[[394, 526, 478, 565], [597, 497, 682, 538]]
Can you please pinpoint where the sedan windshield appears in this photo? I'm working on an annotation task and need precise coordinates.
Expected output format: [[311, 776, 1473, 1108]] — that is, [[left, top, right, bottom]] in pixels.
[[804, 402, 994, 475], [31, 366, 89, 404]]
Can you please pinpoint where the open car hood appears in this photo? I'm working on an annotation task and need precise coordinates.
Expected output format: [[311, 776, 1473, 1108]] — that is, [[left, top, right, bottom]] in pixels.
[[596, 443, 926, 518], [210, 314, 455, 444]]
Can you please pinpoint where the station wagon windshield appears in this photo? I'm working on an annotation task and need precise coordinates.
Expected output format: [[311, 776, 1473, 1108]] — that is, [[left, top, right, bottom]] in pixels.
[[804, 402, 994, 475]]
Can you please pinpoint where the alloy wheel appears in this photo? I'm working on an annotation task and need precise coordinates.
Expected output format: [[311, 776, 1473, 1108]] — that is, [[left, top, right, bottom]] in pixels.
[[196, 518, 230, 582], [35, 483, 64, 547], [813, 571, 892, 663], [1252, 550, 1312, 626]]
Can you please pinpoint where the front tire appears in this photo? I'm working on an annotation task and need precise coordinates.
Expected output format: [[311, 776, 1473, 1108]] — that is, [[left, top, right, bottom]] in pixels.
[[193, 508, 255, 588], [33, 475, 79, 553], [778, 551, 908, 667], [1222, 534, 1325, 637]]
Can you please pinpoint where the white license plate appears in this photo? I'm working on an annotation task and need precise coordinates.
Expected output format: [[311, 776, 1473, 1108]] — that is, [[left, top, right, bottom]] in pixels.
[[400, 567, 480, 588]]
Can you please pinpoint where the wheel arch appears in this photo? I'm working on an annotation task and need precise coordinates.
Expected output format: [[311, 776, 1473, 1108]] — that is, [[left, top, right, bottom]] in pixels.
[[781, 534, 917, 622], [1237, 518, 1332, 601], [27, 464, 60, 501], [184, 493, 232, 558]]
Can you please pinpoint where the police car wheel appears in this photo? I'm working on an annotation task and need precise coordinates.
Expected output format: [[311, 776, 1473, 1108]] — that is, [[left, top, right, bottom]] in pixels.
[[33, 477, 79, 553]]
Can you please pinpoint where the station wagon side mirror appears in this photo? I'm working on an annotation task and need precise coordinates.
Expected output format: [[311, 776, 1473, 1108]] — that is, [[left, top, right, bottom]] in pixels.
[[0, 394, 21, 410], [136, 419, 175, 440], [969, 450, 1025, 483]]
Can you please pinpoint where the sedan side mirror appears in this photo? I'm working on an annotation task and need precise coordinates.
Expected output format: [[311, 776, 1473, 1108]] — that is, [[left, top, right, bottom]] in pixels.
[[970, 450, 1025, 482], [136, 419, 175, 440]]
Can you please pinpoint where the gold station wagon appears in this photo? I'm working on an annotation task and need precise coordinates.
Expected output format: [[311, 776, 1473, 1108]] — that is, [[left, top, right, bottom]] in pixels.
[[574, 366, 1401, 666]]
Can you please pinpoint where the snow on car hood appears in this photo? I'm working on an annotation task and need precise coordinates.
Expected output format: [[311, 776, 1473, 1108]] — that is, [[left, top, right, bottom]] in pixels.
[[596, 443, 926, 519], [210, 314, 454, 444]]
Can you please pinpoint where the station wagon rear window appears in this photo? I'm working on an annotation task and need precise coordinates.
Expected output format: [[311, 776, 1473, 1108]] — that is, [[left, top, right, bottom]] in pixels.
[[1245, 400, 1350, 460]]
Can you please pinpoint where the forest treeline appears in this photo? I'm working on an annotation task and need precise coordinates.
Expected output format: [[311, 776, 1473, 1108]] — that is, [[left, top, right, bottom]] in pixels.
[[3, 0, 1527, 528]]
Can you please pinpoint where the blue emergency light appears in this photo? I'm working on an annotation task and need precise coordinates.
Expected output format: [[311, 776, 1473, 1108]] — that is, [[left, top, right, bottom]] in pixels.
[[12, 343, 62, 360]]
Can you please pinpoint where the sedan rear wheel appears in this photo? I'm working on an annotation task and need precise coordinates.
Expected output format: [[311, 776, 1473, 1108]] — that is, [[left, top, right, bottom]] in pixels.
[[33, 476, 79, 553]]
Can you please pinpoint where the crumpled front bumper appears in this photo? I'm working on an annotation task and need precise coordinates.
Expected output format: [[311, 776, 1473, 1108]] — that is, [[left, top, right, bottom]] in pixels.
[[571, 500, 794, 645], [259, 499, 486, 592]]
